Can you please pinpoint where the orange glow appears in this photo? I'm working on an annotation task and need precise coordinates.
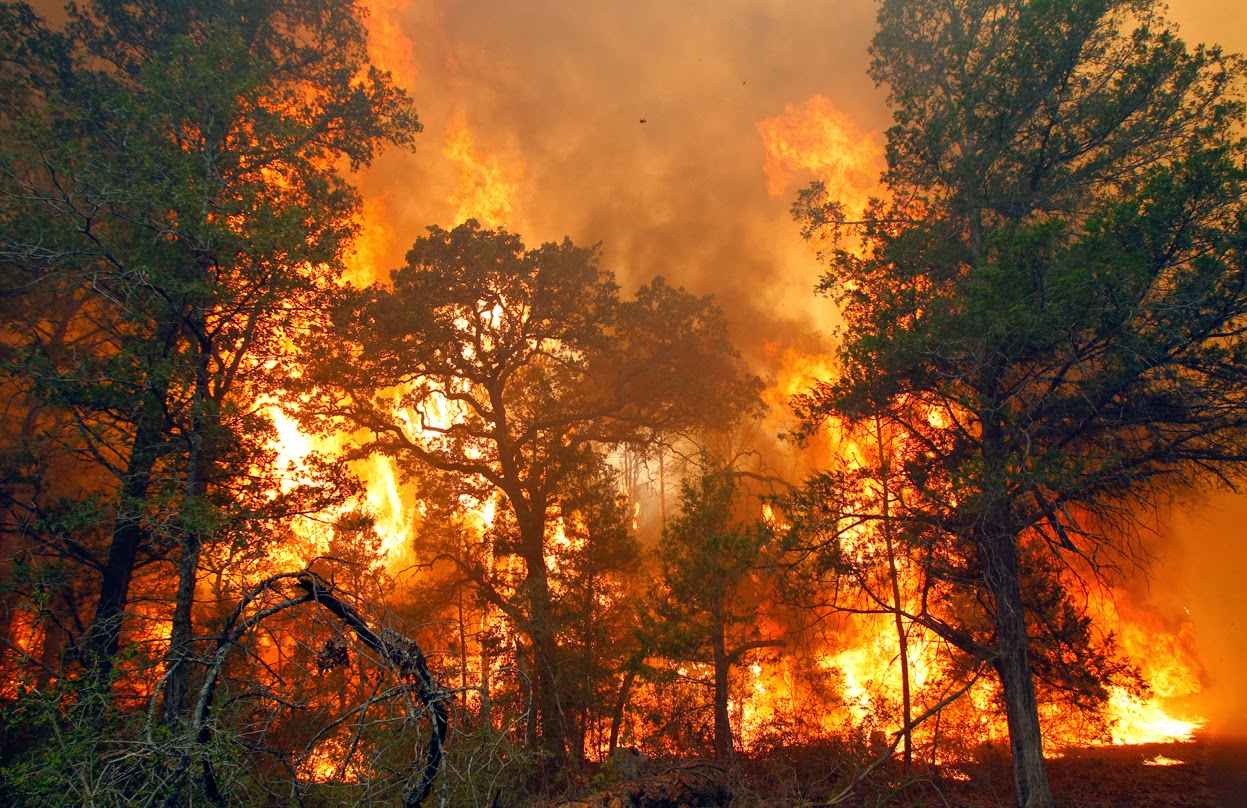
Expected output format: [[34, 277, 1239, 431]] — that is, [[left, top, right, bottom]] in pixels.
[[443, 110, 525, 228], [1093, 590, 1205, 745], [362, 0, 420, 90], [343, 196, 399, 285], [756, 94, 884, 219], [1143, 754, 1185, 766]]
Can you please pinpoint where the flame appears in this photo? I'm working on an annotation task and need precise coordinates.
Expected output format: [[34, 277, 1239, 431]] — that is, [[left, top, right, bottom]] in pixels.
[[343, 196, 399, 285], [361, 0, 420, 91], [1096, 591, 1205, 745], [443, 110, 525, 228], [756, 94, 883, 219], [299, 736, 371, 783], [1143, 754, 1185, 766]]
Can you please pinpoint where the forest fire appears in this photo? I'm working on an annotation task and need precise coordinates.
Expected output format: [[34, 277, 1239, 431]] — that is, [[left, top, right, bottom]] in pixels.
[[2, 1, 1245, 808]]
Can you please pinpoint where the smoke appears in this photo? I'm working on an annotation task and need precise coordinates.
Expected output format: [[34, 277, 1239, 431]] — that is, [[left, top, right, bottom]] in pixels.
[[352, 0, 884, 358], [1161, 497, 1247, 736]]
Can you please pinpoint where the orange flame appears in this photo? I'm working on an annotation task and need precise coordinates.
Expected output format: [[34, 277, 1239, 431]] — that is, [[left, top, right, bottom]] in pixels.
[[756, 94, 883, 219], [443, 110, 525, 228], [343, 196, 399, 285], [361, 0, 420, 91]]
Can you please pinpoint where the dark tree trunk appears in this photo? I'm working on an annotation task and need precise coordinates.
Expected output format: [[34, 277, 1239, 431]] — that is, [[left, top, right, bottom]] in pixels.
[[83, 394, 166, 691], [164, 530, 203, 723], [711, 622, 733, 761], [83, 317, 179, 693], [981, 529, 1054, 808], [165, 307, 213, 725], [519, 513, 568, 767], [608, 667, 637, 756]]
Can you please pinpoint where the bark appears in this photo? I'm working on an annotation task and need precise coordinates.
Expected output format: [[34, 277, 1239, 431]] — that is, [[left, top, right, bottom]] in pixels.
[[608, 666, 638, 755], [981, 528, 1054, 808], [163, 529, 203, 723], [518, 511, 569, 766], [165, 303, 213, 725], [82, 390, 166, 690], [711, 625, 733, 762], [977, 368, 1054, 808], [83, 317, 179, 691]]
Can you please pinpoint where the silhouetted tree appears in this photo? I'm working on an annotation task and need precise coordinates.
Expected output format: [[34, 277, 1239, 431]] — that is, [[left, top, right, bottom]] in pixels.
[[792, 0, 1247, 805], [297, 221, 762, 766]]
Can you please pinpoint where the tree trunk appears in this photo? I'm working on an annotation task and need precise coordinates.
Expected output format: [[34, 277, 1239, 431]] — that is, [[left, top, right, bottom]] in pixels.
[[608, 667, 637, 756], [875, 418, 912, 770], [165, 309, 213, 725], [711, 622, 734, 761], [519, 514, 568, 766], [84, 317, 179, 693], [83, 391, 166, 691], [981, 529, 1054, 808], [164, 530, 203, 723]]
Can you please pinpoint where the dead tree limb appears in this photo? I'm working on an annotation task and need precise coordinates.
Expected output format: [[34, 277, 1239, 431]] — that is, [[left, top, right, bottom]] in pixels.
[[155, 570, 448, 808], [294, 571, 449, 808]]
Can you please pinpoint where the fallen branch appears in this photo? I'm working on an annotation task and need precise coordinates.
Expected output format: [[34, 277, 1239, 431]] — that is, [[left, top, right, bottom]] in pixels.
[[155, 569, 448, 808]]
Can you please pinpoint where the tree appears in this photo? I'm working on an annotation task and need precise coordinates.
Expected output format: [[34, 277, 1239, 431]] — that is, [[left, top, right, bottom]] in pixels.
[[792, 1, 1247, 805], [297, 221, 761, 766], [645, 459, 783, 761], [0, 0, 418, 713]]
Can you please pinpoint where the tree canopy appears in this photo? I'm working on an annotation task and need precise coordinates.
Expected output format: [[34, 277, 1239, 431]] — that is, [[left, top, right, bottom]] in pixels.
[[297, 220, 762, 763], [792, 0, 1247, 805], [0, 0, 419, 761]]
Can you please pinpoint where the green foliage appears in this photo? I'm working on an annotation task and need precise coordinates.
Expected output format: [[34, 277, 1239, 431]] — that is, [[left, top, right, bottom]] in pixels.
[[644, 458, 781, 757], [0, 2, 422, 801], [792, 0, 1246, 803], [0, 0, 419, 685], [650, 463, 772, 654]]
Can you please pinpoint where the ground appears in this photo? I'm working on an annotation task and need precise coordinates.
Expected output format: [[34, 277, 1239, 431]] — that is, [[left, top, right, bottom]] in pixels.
[[729, 735, 1234, 807]]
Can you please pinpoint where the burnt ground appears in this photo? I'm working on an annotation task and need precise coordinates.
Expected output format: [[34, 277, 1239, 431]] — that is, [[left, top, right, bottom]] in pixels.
[[937, 740, 1215, 808], [731, 735, 1238, 807]]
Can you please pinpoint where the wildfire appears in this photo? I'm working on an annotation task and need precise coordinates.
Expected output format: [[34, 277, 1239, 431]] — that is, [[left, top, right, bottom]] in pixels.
[[343, 196, 399, 285], [1095, 591, 1205, 745], [1143, 754, 1185, 766], [443, 109, 525, 228], [756, 94, 883, 220], [361, 0, 420, 91]]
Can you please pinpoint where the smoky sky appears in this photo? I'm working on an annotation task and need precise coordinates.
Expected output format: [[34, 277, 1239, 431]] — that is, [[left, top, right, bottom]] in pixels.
[[354, 0, 883, 355], [356, 0, 1247, 730]]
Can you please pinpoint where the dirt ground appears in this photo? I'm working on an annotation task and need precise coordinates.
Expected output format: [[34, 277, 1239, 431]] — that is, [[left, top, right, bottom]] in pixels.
[[731, 736, 1233, 807], [859, 737, 1231, 808]]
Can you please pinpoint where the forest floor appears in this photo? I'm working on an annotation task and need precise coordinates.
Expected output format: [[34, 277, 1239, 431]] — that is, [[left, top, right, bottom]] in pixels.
[[727, 735, 1229, 807], [926, 739, 1213, 808]]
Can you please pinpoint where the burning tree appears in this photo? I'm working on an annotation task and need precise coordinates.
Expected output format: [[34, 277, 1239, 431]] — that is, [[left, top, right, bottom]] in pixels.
[[791, 0, 1247, 806], [0, 0, 418, 797], [644, 457, 783, 762], [296, 220, 761, 768]]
